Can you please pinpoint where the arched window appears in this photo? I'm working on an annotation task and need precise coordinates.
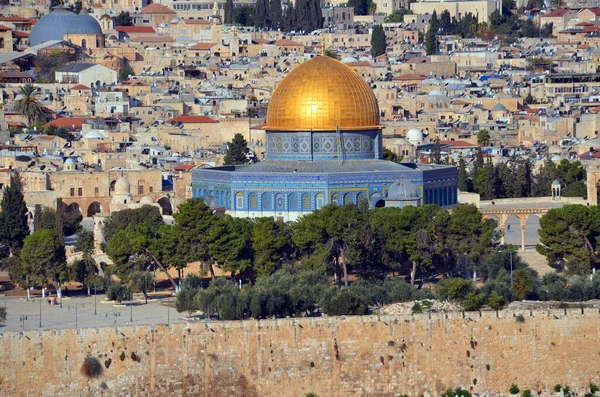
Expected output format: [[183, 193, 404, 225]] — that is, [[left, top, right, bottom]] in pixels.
[[344, 193, 352, 205], [261, 193, 271, 210], [235, 192, 244, 209], [302, 193, 310, 211], [249, 193, 257, 210], [316, 193, 325, 209], [356, 192, 365, 205], [331, 193, 339, 205], [81, 39, 86, 48], [288, 193, 298, 211]]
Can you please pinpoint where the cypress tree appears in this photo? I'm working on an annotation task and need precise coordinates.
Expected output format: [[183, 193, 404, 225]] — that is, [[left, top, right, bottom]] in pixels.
[[425, 15, 438, 55], [457, 156, 469, 192], [431, 138, 442, 164], [370, 24, 386, 57], [55, 198, 64, 242], [254, 0, 268, 29], [224, 0, 234, 24], [224, 133, 250, 165], [270, 0, 283, 29], [0, 172, 29, 255]]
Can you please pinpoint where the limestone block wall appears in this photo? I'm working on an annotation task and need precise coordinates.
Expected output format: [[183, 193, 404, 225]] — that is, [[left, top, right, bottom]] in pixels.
[[0, 310, 599, 396]]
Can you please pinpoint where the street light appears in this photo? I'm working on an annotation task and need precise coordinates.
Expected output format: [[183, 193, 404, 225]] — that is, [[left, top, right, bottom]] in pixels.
[[106, 311, 121, 331], [68, 304, 86, 330], [498, 249, 514, 289], [19, 315, 27, 333], [38, 297, 42, 328], [94, 285, 97, 315]]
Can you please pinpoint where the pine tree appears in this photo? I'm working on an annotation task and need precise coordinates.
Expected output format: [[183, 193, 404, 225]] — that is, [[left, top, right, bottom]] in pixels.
[[431, 138, 442, 164], [225, 0, 234, 24], [0, 173, 30, 255], [457, 156, 469, 192], [425, 18, 438, 55], [370, 24, 386, 57], [224, 133, 250, 165], [270, 0, 283, 29], [254, 0, 268, 28]]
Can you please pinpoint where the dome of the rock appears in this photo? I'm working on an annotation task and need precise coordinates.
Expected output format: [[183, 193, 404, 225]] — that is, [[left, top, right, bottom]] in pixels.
[[265, 56, 380, 131]]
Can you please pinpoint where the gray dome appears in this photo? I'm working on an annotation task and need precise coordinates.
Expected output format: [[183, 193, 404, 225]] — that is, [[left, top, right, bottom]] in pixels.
[[29, 8, 102, 47], [552, 180, 561, 186], [491, 103, 507, 111], [387, 179, 419, 200]]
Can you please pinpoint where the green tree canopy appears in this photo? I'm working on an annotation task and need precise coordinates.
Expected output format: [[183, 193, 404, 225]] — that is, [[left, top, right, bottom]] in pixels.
[[223, 133, 250, 165], [13, 83, 44, 127], [370, 24, 386, 57], [20, 229, 66, 288], [0, 173, 29, 255]]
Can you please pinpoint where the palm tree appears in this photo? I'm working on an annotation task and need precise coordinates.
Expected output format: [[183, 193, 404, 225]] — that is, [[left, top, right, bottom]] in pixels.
[[476, 129, 491, 147], [13, 83, 43, 128]]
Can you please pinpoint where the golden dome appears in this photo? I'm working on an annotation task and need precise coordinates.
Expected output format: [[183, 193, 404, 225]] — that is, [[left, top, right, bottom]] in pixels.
[[265, 56, 381, 131]]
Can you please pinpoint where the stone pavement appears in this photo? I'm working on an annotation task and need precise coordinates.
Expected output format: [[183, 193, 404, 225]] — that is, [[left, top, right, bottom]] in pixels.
[[0, 292, 188, 333]]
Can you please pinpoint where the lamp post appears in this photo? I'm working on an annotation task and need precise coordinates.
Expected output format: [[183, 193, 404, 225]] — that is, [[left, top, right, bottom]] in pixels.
[[106, 311, 121, 331], [94, 285, 97, 315], [68, 304, 85, 330], [39, 297, 42, 328], [19, 315, 27, 333], [498, 249, 514, 289]]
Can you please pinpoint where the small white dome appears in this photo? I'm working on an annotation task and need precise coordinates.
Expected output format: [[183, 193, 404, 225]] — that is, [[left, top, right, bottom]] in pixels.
[[84, 131, 105, 139], [428, 89, 444, 97], [406, 128, 424, 145], [341, 56, 358, 63], [64, 157, 75, 165], [140, 195, 154, 204], [387, 179, 419, 200], [114, 177, 130, 195]]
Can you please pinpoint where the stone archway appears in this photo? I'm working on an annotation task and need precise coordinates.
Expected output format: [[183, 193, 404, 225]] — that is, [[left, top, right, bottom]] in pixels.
[[87, 202, 103, 217], [66, 202, 81, 214], [157, 197, 172, 215]]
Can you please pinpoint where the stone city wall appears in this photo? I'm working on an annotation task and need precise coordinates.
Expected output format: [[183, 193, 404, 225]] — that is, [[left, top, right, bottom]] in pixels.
[[1, 309, 600, 396]]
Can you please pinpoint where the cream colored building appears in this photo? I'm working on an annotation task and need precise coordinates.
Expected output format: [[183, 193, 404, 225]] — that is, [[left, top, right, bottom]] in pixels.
[[410, 0, 501, 23]]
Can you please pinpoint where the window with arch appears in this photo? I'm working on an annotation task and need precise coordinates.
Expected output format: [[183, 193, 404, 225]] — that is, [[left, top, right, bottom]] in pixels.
[[288, 193, 298, 211], [331, 193, 339, 205], [249, 193, 257, 210], [357, 192, 365, 204], [344, 193, 352, 205], [316, 193, 325, 209], [302, 194, 310, 211], [261, 193, 271, 210], [235, 192, 244, 209], [275, 193, 284, 211], [81, 39, 86, 48]]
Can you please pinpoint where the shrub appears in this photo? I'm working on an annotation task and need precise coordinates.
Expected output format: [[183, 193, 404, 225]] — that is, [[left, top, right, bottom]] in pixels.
[[176, 288, 199, 316], [441, 388, 472, 397], [319, 287, 368, 316], [436, 278, 475, 302], [487, 291, 506, 311], [460, 292, 487, 311], [521, 390, 532, 397], [106, 283, 133, 303], [411, 302, 423, 314], [590, 382, 599, 394], [80, 356, 103, 378], [509, 384, 520, 394], [0, 306, 6, 323], [553, 384, 562, 393], [515, 314, 526, 323]]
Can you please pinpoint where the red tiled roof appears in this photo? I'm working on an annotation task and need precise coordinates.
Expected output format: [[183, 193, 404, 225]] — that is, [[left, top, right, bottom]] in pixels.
[[0, 72, 32, 79], [190, 42, 216, 50], [0, 25, 12, 31], [393, 73, 426, 81], [116, 26, 156, 33], [250, 123, 266, 130], [0, 17, 30, 22], [586, 7, 600, 16], [143, 3, 176, 14], [174, 163, 196, 171], [166, 115, 217, 124], [252, 38, 269, 44], [7, 121, 25, 127], [543, 9, 570, 17], [439, 140, 476, 147], [579, 150, 600, 158], [71, 84, 90, 90], [14, 31, 29, 38], [44, 117, 93, 130]]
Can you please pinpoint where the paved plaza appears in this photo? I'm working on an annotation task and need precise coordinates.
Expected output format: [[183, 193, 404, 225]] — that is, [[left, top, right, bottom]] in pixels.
[[0, 292, 188, 333]]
